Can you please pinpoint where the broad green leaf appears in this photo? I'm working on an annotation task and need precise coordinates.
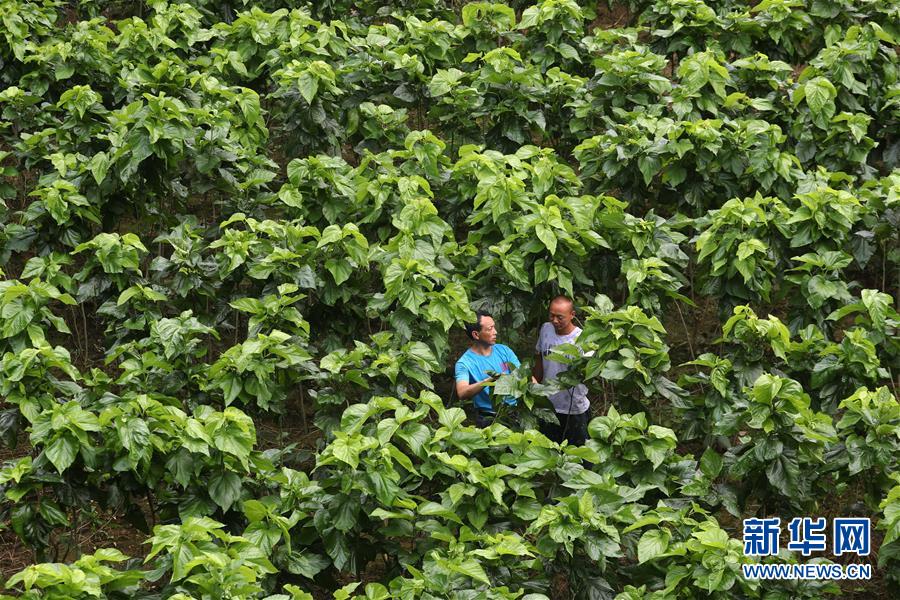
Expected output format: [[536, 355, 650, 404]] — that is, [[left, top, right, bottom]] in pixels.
[[286, 551, 330, 578], [45, 435, 78, 473], [700, 448, 723, 479], [637, 528, 670, 563], [803, 77, 836, 119], [534, 224, 557, 255], [209, 471, 242, 511], [325, 258, 353, 286], [448, 558, 490, 584]]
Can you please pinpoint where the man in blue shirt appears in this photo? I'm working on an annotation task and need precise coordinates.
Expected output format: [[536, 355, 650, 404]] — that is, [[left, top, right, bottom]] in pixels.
[[454, 311, 521, 427]]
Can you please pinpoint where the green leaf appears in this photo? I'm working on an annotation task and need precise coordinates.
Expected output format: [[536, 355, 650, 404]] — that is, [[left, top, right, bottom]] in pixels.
[[642, 438, 670, 469], [700, 448, 723, 479], [45, 435, 78, 473], [331, 434, 361, 469], [88, 152, 110, 185], [766, 453, 801, 496], [752, 374, 782, 405], [693, 524, 730, 551], [600, 360, 629, 380], [662, 165, 687, 187], [332, 495, 359, 532], [117, 417, 150, 455], [230, 297, 263, 314], [209, 471, 242, 512], [167, 449, 194, 488], [418, 501, 463, 524], [278, 186, 303, 208], [449, 558, 490, 584], [534, 225, 557, 255], [638, 156, 660, 186], [323, 529, 351, 571], [297, 71, 320, 104], [364, 583, 390, 600], [325, 258, 353, 286], [861, 289, 891, 329], [333, 583, 361, 600], [398, 423, 430, 455], [4, 305, 35, 338], [368, 470, 398, 506], [286, 551, 330, 578], [438, 407, 466, 430], [318, 225, 344, 246], [803, 77, 836, 119], [216, 375, 242, 406], [637, 528, 670, 563]]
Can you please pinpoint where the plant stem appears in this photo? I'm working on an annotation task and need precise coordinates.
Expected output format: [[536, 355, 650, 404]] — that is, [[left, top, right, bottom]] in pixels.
[[299, 380, 308, 433], [675, 300, 695, 361], [80, 303, 89, 366], [147, 491, 157, 528]]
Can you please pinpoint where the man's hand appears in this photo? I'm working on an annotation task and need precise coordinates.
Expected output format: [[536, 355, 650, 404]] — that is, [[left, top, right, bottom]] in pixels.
[[456, 368, 506, 400]]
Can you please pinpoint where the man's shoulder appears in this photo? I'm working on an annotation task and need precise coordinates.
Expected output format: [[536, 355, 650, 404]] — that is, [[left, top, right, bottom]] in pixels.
[[494, 343, 518, 357], [537, 322, 553, 340], [455, 349, 473, 365], [535, 323, 551, 352]]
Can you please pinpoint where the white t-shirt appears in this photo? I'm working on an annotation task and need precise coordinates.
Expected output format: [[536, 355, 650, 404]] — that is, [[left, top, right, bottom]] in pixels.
[[535, 322, 590, 415]]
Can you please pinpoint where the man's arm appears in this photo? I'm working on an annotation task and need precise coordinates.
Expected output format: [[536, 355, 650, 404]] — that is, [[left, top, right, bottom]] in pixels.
[[532, 353, 543, 384], [455, 358, 494, 401], [456, 376, 494, 400], [532, 325, 545, 384]]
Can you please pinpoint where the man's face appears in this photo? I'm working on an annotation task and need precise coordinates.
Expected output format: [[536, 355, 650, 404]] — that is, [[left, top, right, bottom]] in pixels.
[[474, 315, 497, 345], [549, 300, 575, 334]]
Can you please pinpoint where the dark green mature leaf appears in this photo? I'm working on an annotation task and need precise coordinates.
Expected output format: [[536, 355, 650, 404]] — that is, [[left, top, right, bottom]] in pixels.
[[700, 448, 723, 479], [209, 471, 242, 511], [766, 455, 800, 498], [0, 409, 20, 448], [286, 551, 330, 578]]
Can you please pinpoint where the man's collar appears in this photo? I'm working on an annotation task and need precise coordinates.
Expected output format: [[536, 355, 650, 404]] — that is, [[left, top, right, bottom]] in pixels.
[[469, 343, 494, 356]]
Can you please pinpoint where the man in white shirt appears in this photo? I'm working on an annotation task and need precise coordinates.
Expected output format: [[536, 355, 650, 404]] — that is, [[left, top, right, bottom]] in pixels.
[[533, 295, 591, 445]]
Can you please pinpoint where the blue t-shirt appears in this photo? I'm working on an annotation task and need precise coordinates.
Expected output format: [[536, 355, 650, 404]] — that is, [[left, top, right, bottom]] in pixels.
[[454, 344, 521, 412]]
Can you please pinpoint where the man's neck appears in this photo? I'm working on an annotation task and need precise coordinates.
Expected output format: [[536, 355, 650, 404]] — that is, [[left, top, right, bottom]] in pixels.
[[555, 323, 576, 335], [470, 342, 493, 356]]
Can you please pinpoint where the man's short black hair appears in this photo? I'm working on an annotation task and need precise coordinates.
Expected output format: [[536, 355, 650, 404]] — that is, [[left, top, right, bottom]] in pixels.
[[465, 310, 492, 340]]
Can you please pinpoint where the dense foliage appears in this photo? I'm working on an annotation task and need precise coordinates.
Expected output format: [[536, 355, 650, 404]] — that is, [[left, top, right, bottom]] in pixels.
[[0, 0, 898, 598]]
